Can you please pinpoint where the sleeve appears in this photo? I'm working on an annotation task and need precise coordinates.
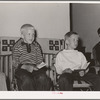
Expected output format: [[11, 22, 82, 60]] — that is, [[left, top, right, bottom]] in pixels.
[[36, 43, 43, 65], [92, 46, 100, 66], [55, 53, 63, 74], [92, 47, 96, 61], [80, 52, 88, 69], [12, 47, 21, 69]]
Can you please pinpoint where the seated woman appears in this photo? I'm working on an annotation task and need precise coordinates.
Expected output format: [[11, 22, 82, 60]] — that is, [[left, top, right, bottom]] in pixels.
[[92, 28, 100, 67], [12, 24, 52, 91], [92, 28, 100, 74]]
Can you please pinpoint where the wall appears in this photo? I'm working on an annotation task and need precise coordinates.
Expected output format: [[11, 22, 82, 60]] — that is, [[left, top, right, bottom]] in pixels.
[[71, 4, 100, 53], [0, 3, 70, 39]]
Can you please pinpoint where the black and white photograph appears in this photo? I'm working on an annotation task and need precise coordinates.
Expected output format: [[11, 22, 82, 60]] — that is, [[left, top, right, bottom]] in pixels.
[[0, 1, 100, 99]]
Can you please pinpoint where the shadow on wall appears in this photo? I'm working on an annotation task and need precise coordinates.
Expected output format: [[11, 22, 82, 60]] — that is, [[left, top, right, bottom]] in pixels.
[[76, 38, 85, 54], [76, 38, 94, 66]]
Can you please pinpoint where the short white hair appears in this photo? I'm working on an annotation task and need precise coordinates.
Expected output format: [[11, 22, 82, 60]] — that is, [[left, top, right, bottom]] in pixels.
[[20, 24, 35, 34]]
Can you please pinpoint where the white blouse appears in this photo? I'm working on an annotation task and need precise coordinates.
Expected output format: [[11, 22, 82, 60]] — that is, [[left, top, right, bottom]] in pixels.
[[55, 49, 87, 74]]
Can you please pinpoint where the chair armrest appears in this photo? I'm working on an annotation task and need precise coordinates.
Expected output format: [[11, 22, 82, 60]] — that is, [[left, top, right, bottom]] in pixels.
[[50, 65, 56, 71]]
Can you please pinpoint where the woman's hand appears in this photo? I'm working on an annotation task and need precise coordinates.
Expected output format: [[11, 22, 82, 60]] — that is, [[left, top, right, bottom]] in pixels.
[[63, 68, 72, 74]]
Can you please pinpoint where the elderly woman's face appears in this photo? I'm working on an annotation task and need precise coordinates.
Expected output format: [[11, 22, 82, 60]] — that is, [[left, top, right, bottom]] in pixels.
[[22, 27, 35, 44]]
